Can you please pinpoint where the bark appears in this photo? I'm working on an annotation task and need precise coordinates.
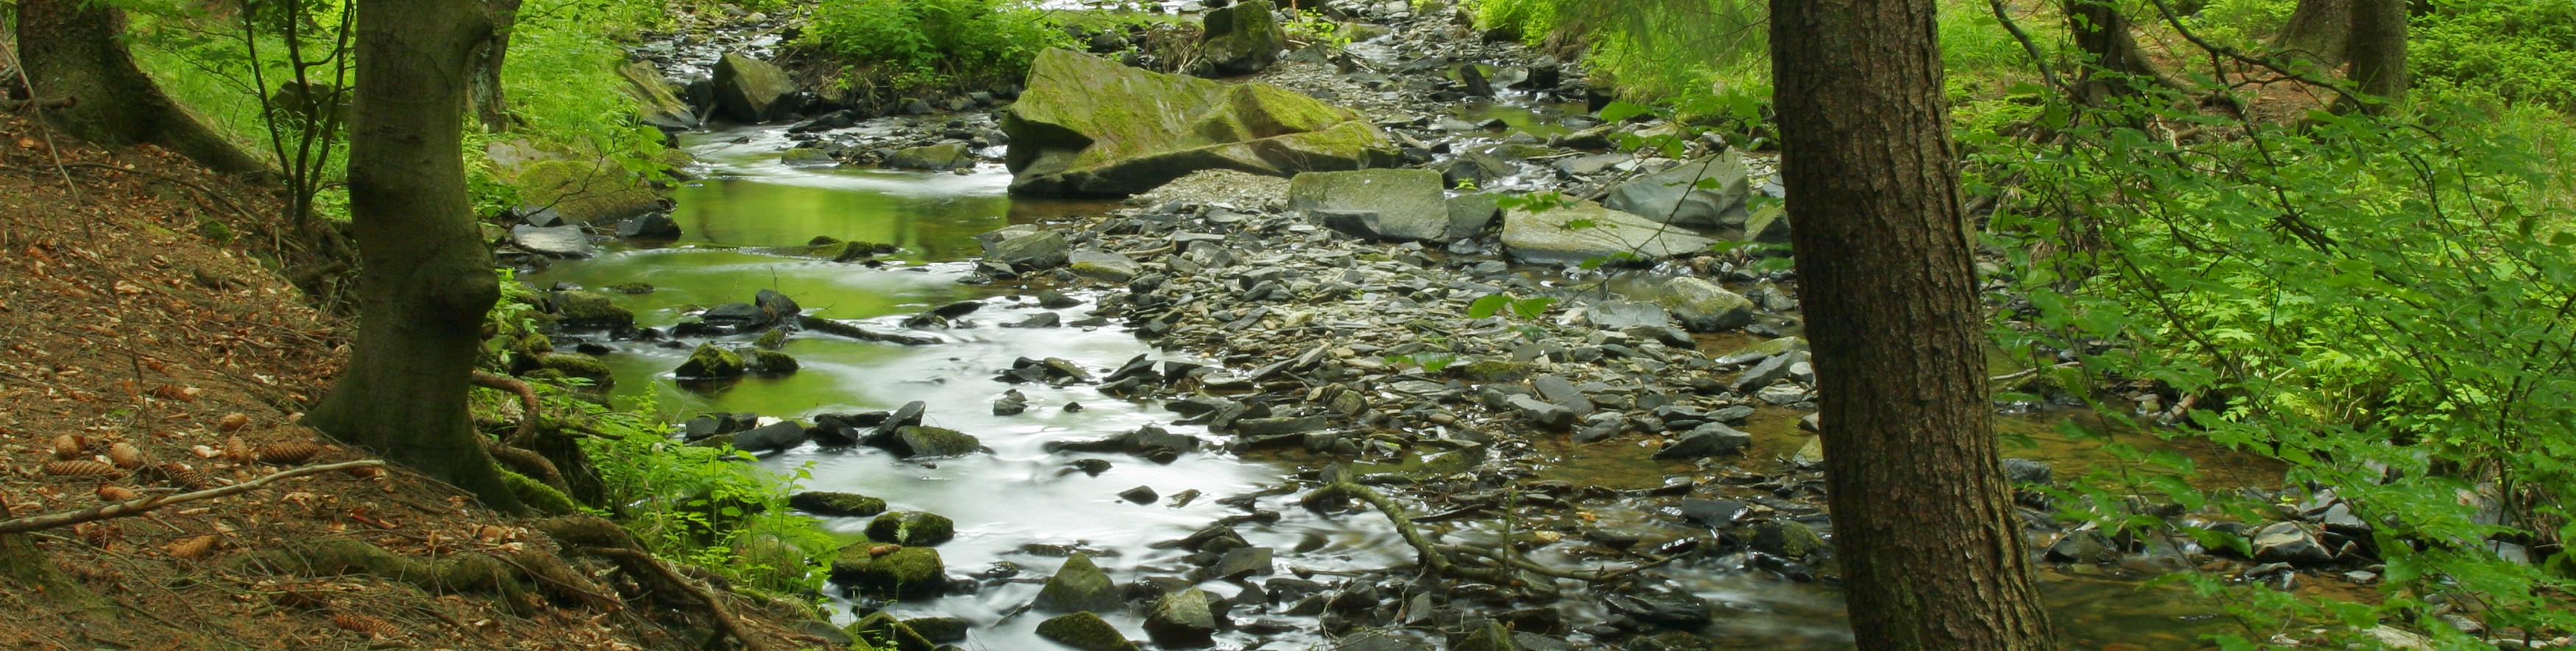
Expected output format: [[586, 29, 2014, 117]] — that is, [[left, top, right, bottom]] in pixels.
[[2342, 0, 2406, 112], [466, 0, 522, 133], [2274, 0, 2352, 68], [2063, 0, 2184, 100], [305, 0, 522, 513], [1768, 0, 2058, 647], [14, 0, 270, 176]]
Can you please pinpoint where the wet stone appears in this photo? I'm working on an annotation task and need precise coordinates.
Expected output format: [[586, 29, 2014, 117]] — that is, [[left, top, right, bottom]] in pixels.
[[1206, 546, 1273, 581], [1677, 499, 1747, 527], [1604, 589, 1711, 630], [1120, 485, 1159, 504], [1034, 553, 1125, 613], [1651, 422, 1751, 460], [1036, 612, 1141, 651], [787, 491, 886, 517], [2253, 521, 2332, 565], [2045, 529, 2115, 563], [1750, 520, 1826, 559], [1506, 395, 1574, 430], [1144, 588, 1222, 647], [866, 511, 957, 546], [730, 421, 807, 453]]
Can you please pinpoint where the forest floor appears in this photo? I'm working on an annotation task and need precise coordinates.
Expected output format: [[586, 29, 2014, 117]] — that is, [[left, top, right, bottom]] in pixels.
[[0, 113, 820, 650]]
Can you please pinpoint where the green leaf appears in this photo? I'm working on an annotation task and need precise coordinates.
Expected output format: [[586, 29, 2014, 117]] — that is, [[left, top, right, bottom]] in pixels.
[[1468, 294, 1509, 319], [1599, 101, 1653, 122]]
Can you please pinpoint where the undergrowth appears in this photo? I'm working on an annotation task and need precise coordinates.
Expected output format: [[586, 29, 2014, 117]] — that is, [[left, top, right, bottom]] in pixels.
[[800, 0, 1072, 94]]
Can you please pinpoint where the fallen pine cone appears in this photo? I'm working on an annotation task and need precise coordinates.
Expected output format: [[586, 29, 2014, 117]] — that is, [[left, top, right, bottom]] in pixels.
[[217, 412, 251, 432], [332, 613, 399, 638], [96, 484, 138, 502], [52, 434, 93, 460], [167, 534, 219, 560], [108, 442, 146, 469], [342, 465, 383, 479], [255, 441, 322, 465], [74, 521, 118, 548], [158, 462, 219, 490], [44, 460, 124, 478], [223, 436, 256, 464]]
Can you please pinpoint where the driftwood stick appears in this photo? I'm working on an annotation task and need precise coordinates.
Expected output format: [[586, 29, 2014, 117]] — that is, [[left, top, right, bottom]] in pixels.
[[0, 460, 383, 535]]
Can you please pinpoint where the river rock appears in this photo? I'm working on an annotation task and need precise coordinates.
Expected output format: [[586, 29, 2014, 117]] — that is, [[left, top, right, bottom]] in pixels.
[[712, 52, 796, 123], [730, 420, 807, 453], [1716, 336, 1804, 365], [512, 225, 598, 258], [1207, 546, 1273, 580], [1454, 619, 1520, 651], [2252, 521, 2332, 565], [1287, 169, 1450, 242], [780, 147, 835, 166], [1500, 199, 1718, 265], [1144, 588, 1221, 647], [615, 211, 681, 238], [1583, 300, 1671, 330], [675, 343, 745, 379], [1604, 151, 1751, 233], [1200, 0, 1284, 75], [1446, 191, 1502, 241], [1741, 201, 1791, 247], [2045, 529, 2115, 563], [885, 141, 974, 171], [1035, 553, 1125, 613], [1651, 422, 1751, 460], [866, 511, 957, 546], [1070, 250, 1143, 282], [1751, 519, 1826, 558], [1506, 394, 1574, 430], [1730, 351, 1802, 392], [1662, 276, 1755, 332], [1002, 49, 1393, 197], [788, 491, 886, 517], [1604, 590, 1711, 630], [986, 229, 1072, 270], [615, 60, 697, 130], [829, 544, 944, 599], [551, 290, 632, 327], [1036, 612, 1142, 651], [882, 426, 983, 459]]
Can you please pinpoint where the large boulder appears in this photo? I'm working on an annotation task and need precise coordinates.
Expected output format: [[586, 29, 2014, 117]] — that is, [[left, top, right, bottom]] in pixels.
[[1200, 0, 1285, 76], [1500, 199, 1718, 265], [615, 61, 698, 130], [1603, 151, 1751, 233], [1287, 169, 1449, 242], [829, 545, 944, 599], [1002, 49, 1395, 197], [712, 52, 796, 124], [1662, 276, 1757, 332]]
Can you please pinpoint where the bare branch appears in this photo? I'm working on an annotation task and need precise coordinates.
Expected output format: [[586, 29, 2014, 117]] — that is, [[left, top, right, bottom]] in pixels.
[[0, 460, 385, 535]]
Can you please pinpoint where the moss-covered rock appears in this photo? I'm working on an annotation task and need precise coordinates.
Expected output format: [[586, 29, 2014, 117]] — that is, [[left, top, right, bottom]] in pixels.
[[753, 328, 788, 350], [786, 491, 887, 517], [535, 353, 612, 384], [553, 291, 633, 328], [1034, 612, 1142, 651], [615, 60, 697, 130], [1454, 359, 1528, 382], [1032, 552, 1122, 613], [749, 349, 799, 375], [885, 426, 983, 459], [606, 281, 655, 294], [864, 511, 955, 546], [675, 343, 745, 379], [884, 142, 973, 171], [1001, 49, 1395, 197], [829, 544, 944, 599], [511, 159, 662, 225], [1750, 519, 1826, 559], [1200, 0, 1284, 75], [843, 612, 935, 651]]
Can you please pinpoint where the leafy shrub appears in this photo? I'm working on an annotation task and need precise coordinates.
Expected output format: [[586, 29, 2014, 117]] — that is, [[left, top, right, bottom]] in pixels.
[[2413, 0, 2576, 110], [802, 0, 1072, 90]]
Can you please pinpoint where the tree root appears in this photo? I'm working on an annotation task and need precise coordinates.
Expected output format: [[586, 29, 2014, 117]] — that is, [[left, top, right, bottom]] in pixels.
[[227, 537, 606, 616], [470, 370, 540, 446], [1303, 482, 1665, 585], [537, 515, 768, 651]]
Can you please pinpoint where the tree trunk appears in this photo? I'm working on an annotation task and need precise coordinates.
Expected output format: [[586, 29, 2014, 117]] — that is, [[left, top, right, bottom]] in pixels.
[[305, 0, 522, 513], [2274, 0, 2351, 68], [1768, 0, 2058, 647], [2342, 0, 2406, 112], [14, 0, 270, 176], [466, 0, 521, 133], [2063, 0, 2182, 100]]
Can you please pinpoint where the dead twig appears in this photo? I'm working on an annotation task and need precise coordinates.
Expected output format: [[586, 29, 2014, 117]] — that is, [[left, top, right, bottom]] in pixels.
[[0, 460, 383, 535]]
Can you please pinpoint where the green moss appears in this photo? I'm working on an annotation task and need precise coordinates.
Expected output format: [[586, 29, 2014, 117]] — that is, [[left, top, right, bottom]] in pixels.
[[503, 471, 582, 515], [1034, 612, 1141, 651], [511, 159, 662, 225], [553, 290, 634, 328], [676, 343, 746, 379], [537, 353, 612, 383], [787, 491, 888, 516], [1750, 520, 1826, 559], [749, 350, 801, 375], [829, 545, 945, 599], [1454, 359, 1528, 382], [607, 282, 655, 294], [864, 511, 955, 546], [754, 328, 789, 350]]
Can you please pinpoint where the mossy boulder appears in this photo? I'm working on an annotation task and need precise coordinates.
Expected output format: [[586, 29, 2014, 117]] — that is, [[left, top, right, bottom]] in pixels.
[[553, 291, 633, 328], [884, 426, 983, 459], [786, 491, 887, 517], [1033, 553, 1122, 613], [1750, 519, 1826, 559], [1035, 612, 1142, 651], [1200, 0, 1284, 75], [753, 328, 788, 350], [829, 544, 945, 600], [534, 353, 612, 385], [712, 52, 796, 124], [885, 142, 974, 171], [1001, 49, 1395, 197], [511, 159, 661, 225], [675, 343, 745, 379], [865, 511, 956, 546], [749, 349, 799, 375], [615, 60, 697, 130]]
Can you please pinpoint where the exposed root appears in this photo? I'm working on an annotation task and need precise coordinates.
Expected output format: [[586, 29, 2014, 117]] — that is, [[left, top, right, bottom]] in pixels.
[[538, 515, 767, 651], [470, 370, 541, 446]]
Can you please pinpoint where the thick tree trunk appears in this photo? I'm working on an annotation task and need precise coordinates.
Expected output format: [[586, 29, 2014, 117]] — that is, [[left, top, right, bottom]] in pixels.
[[2342, 0, 2406, 112], [466, 0, 521, 133], [1769, 0, 2058, 647], [2063, 0, 2182, 100], [305, 0, 522, 513], [14, 0, 269, 176], [2274, 0, 2352, 68]]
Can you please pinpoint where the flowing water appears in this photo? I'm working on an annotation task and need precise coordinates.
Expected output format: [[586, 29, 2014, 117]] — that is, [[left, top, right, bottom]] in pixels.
[[525, 118, 2274, 649]]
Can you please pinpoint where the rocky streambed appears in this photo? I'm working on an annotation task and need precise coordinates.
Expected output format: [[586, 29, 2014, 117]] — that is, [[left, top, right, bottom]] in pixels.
[[487, 1, 2405, 650]]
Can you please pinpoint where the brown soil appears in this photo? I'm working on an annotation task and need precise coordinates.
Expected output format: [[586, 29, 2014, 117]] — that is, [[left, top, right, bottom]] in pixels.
[[0, 114, 821, 650]]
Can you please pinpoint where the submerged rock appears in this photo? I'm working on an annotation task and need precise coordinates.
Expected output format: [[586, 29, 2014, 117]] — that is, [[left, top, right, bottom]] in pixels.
[[1001, 49, 1394, 197]]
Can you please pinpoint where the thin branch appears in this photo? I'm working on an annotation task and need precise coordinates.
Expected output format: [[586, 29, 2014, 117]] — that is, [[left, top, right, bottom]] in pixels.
[[1986, 0, 2066, 94], [2138, 0, 2354, 95], [0, 460, 384, 535]]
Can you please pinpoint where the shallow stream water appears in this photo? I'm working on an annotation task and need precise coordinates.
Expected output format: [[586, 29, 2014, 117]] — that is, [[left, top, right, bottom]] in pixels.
[[525, 118, 2271, 649]]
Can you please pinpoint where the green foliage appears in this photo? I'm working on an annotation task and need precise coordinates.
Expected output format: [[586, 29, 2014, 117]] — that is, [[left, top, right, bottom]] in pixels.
[[577, 395, 837, 594], [2413, 0, 2576, 111], [802, 0, 1072, 91], [1982, 82, 2576, 642], [1283, 9, 1354, 48]]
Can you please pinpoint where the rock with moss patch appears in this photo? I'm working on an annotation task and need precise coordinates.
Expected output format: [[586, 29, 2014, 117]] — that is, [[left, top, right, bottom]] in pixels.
[[787, 491, 886, 517], [615, 60, 697, 130], [880, 426, 983, 458], [1200, 0, 1284, 75], [865, 511, 956, 546], [712, 52, 796, 124], [754, 328, 788, 350], [675, 343, 745, 379], [1033, 553, 1122, 613], [885, 142, 974, 171], [553, 291, 633, 328], [606, 282, 655, 294], [1453, 359, 1527, 382], [748, 350, 799, 375], [1001, 49, 1394, 197], [535, 353, 612, 385], [511, 159, 662, 225], [1036, 612, 1141, 651], [1289, 168, 1450, 242], [1143, 587, 1220, 647], [829, 544, 945, 599], [1750, 519, 1826, 559]]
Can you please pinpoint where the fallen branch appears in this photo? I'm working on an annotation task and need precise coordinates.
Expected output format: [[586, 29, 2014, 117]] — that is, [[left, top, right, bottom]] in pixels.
[[1989, 362, 2081, 383], [1305, 482, 1658, 585], [0, 460, 383, 535]]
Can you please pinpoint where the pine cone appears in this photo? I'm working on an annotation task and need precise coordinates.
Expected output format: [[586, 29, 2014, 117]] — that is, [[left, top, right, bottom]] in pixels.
[[332, 613, 398, 638], [107, 442, 146, 469], [167, 534, 219, 560], [43, 460, 124, 478], [255, 441, 322, 465], [156, 462, 219, 490], [52, 434, 93, 460]]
